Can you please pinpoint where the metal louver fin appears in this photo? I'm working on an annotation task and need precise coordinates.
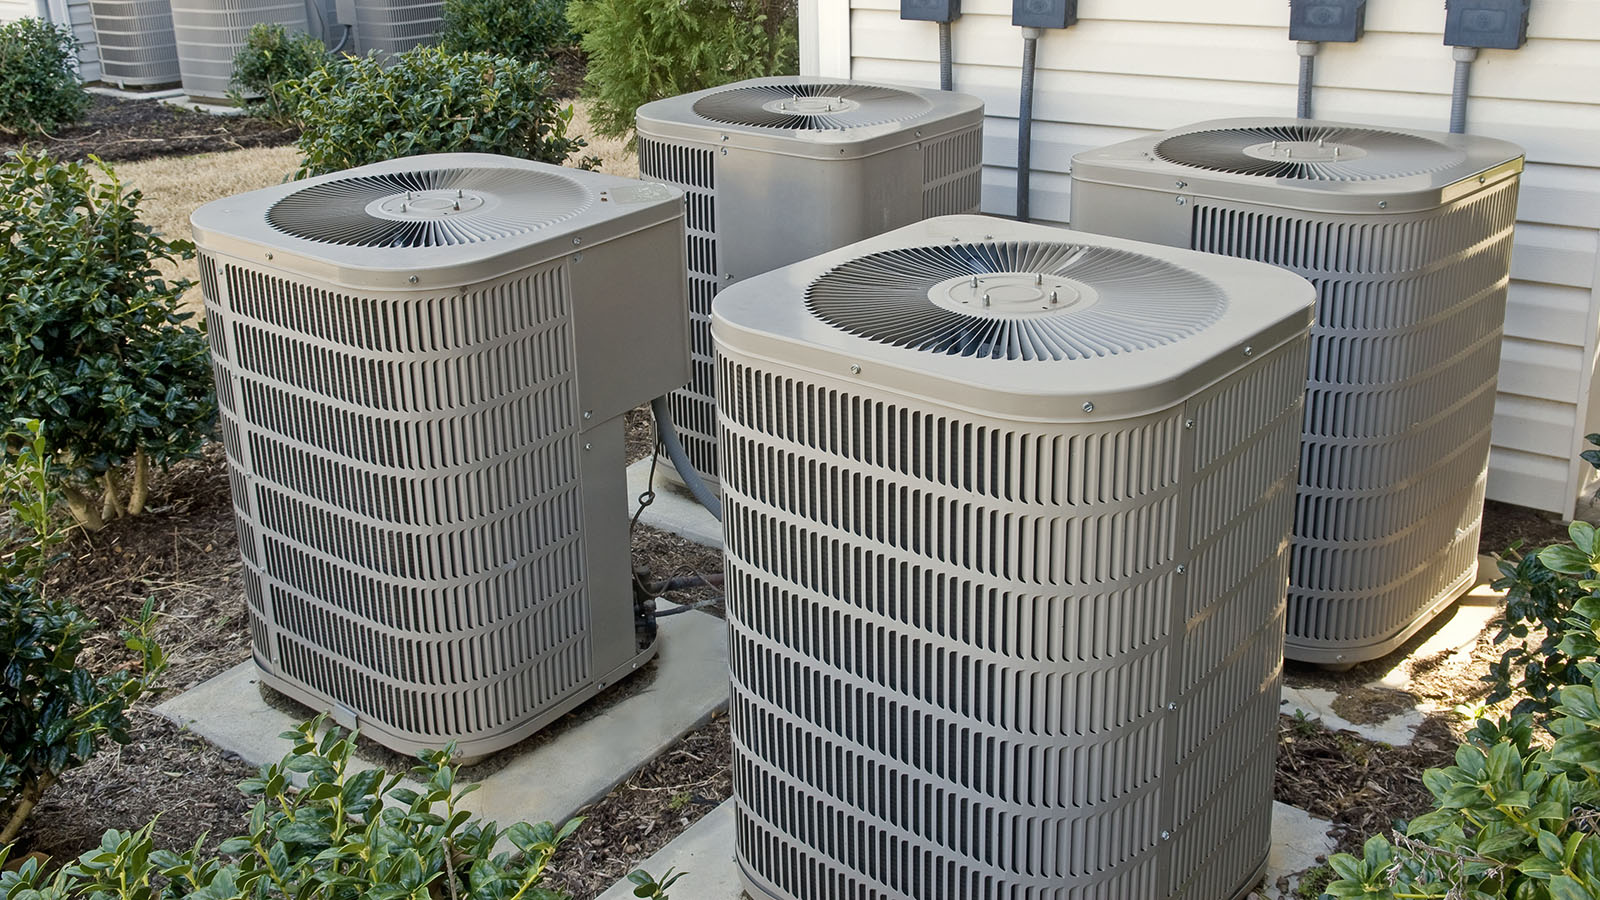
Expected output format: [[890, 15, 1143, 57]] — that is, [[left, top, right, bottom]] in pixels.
[[1154, 124, 1467, 181], [266, 167, 592, 248], [691, 82, 934, 131], [805, 241, 1229, 361]]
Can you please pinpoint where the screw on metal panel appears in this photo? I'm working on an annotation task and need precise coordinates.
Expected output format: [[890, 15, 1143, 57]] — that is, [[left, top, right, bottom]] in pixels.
[[1243, 345, 1253, 355], [721, 148, 728, 156], [1161, 830, 1171, 840], [1318, 137, 1325, 147], [584, 442, 592, 451], [1334, 147, 1340, 157], [915, 129, 923, 137], [264, 252, 273, 259], [1082, 402, 1094, 413], [1271, 140, 1278, 150], [1176, 564, 1186, 574], [458, 189, 464, 198], [408, 275, 419, 284], [724, 273, 733, 281], [583, 410, 593, 420], [984, 234, 993, 240], [1184, 418, 1194, 429], [839, 149, 846, 155], [849, 364, 861, 374], [721, 134, 729, 141], [1479, 175, 1487, 183], [1176, 196, 1187, 206], [1175, 180, 1187, 189], [1166, 702, 1177, 711], [573, 237, 582, 245], [401, 203, 408, 213], [573, 253, 583, 262], [1379, 200, 1388, 209]]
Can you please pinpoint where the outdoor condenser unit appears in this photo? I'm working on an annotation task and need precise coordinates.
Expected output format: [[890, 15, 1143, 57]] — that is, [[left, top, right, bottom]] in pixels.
[[635, 76, 984, 492], [716, 214, 1316, 900], [89, 0, 180, 88], [169, 0, 308, 100], [347, 0, 443, 55], [1070, 118, 1523, 666], [191, 153, 689, 759]]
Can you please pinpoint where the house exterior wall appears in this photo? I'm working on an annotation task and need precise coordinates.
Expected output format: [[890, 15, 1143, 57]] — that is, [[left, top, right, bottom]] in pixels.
[[802, 0, 1600, 519], [2, 0, 102, 82]]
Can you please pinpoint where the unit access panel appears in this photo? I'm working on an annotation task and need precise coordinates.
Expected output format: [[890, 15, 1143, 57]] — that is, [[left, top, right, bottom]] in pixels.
[[1289, 0, 1367, 42]]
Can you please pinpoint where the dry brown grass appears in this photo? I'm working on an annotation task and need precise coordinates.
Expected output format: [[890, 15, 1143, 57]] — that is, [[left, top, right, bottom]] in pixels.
[[117, 100, 635, 315]]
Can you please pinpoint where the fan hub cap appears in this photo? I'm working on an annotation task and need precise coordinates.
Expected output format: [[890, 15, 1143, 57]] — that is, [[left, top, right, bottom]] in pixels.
[[1242, 140, 1367, 163], [929, 272, 1096, 316], [762, 95, 862, 116], [368, 189, 491, 220]]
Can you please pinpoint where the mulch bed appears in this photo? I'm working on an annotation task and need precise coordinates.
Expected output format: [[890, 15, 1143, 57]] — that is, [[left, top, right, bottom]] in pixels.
[[0, 94, 299, 164]]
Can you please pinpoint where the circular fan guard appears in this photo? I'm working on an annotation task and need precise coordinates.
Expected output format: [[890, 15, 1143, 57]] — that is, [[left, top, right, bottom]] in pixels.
[[691, 83, 933, 131], [1154, 124, 1466, 181], [806, 242, 1228, 361], [267, 168, 591, 248]]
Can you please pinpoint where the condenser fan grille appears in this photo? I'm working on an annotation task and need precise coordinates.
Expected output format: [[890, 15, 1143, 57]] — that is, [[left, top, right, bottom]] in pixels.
[[1154, 124, 1466, 181], [806, 242, 1228, 360], [266, 168, 591, 248], [691, 82, 933, 130]]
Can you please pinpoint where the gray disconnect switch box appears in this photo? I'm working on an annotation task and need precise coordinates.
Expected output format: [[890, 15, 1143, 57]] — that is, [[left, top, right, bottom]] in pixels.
[[1445, 0, 1532, 49], [900, 0, 959, 23], [1012, 0, 1076, 29], [1289, 0, 1367, 42]]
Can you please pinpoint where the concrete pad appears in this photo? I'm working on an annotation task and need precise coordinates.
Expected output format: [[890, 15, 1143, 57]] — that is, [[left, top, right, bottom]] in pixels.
[[155, 600, 729, 830], [595, 799, 744, 900], [156, 95, 249, 116], [593, 800, 1330, 900], [86, 86, 185, 100], [1280, 684, 1426, 747], [627, 458, 723, 549]]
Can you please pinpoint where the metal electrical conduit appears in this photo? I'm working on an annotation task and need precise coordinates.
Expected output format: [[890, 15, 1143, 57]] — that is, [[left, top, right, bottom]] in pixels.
[[938, 20, 953, 91], [1449, 46, 1477, 134], [1296, 41, 1318, 119], [1016, 26, 1041, 222]]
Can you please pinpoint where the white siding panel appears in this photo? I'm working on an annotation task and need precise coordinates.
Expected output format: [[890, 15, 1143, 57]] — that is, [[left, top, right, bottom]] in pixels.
[[828, 0, 1600, 515], [0, 1, 39, 22]]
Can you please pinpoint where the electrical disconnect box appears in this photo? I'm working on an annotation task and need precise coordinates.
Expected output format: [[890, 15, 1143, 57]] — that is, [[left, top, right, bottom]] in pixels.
[[1445, 0, 1531, 49], [1289, 0, 1367, 42], [900, 0, 958, 23], [1012, 0, 1075, 29]]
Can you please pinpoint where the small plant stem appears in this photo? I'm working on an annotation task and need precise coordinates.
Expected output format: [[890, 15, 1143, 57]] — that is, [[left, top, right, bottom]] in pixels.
[[63, 484, 105, 531], [101, 470, 126, 521], [127, 449, 148, 516], [0, 776, 53, 845]]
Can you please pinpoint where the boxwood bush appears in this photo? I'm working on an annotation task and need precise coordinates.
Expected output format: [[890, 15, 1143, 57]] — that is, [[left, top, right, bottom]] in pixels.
[[440, 0, 575, 63], [0, 151, 215, 530], [288, 45, 591, 178], [230, 22, 330, 123], [566, 0, 797, 141], [0, 17, 89, 136]]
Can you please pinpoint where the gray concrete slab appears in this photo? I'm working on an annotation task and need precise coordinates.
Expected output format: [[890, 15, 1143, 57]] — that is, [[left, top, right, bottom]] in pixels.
[[157, 95, 249, 116], [86, 86, 185, 100], [593, 799, 1332, 900], [626, 458, 722, 549], [155, 600, 729, 830]]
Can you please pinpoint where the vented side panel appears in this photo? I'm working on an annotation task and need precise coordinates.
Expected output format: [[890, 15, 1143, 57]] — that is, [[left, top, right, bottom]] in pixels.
[[204, 253, 595, 749], [640, 137, 724, 490], [922, 126, 983, 218], [169, 0, 307, 98], [90, 0, 180, 86], [351, 0, 441, 54], [720, 333, 1306, 899], [1191, 177, 1519, 661]]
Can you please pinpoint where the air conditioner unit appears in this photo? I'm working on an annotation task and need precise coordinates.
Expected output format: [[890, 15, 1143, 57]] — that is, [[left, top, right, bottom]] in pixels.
[[715, 215, 1316, 900], [348, 0, 441, 55], [191, 153, 689, 759], [169, 0, 309, 100], [89, 0, 180, 88], [635, 76, 984, 493], [1070, 119, 1523, 666]]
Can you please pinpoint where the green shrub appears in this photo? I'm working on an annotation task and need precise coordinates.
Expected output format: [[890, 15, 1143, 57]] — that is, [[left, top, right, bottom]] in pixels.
[[0, 17, 89, 136], [0, 151, 216, 531], [0, 717, 679, 899], [0, 421, 165, 845], [441, 0, 575, 63], [567, 0, 797, 141], [288, 45, 590, 178], [230, 23, 330, 123], [1484, 434, 1600, 719]]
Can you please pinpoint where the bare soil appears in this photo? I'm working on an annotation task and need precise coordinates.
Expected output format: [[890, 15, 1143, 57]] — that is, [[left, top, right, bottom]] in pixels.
[[0, 94, 298, 164]]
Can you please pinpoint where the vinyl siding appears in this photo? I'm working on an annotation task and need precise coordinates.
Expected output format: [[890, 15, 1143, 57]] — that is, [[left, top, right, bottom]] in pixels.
[[3, 0, 101, 82], [807, 0, 1600, 517]]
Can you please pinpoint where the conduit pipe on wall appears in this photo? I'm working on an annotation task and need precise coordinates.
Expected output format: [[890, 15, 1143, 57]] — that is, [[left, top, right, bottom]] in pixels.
[[938, 20, 953, 91], [1296, 41, 1318, 119], [1449, 45, 1478, 134], [1016, 26, 1040, 222]]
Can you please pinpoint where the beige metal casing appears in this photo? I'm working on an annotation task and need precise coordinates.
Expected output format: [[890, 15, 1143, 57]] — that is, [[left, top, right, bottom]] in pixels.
[[1071, 118, 1523, 666], [169, 0, 307, 100], [89, 0, 180, 87], [192, 153, 688, 758], [716, 215, 1315, 899], [636, 76, 985, 493]]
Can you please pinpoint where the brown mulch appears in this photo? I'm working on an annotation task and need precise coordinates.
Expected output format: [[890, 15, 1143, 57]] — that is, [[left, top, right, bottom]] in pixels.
[[1480, 498, 1570, 557], [1275, 713, 1459, 855], [1, 94, 299, 165]]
